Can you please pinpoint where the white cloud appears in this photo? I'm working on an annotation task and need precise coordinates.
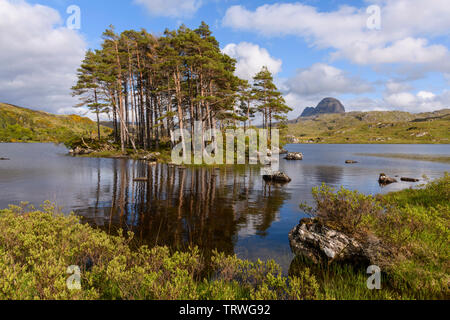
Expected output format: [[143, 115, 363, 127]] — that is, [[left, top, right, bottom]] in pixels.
[[381, 90, 449, 113], [135, 0, 203, 18], [223, 1, 450, 73], [0, 0, 86, 114], [285, 63, 373, 96], [222, 42, 282, 81]]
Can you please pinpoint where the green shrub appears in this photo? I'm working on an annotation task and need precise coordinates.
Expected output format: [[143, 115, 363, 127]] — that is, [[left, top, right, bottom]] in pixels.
[[0, 202, 318, 300]]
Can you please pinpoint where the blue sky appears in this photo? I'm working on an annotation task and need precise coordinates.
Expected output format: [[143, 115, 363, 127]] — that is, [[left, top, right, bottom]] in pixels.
[[1, 0, 449, 118]]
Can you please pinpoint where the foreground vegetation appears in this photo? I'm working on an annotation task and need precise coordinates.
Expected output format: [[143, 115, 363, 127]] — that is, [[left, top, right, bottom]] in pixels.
[[301, 174, 449, 299], [0, 175, 448, 300], [287, 109, 450, 144], [0, 103, 111, 145]]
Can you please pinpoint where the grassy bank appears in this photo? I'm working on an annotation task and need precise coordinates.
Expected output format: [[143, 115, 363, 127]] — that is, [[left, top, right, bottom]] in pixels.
[[356, 153, 450, 164], [0, 175, 448, 300], [0, 103, 111, 145]]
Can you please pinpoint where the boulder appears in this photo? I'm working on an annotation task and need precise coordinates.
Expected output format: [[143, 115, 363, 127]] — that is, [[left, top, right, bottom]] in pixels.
[[345, 160, 359, 164], [140, 152, 160, 162], [0, 157, 9, 161], [263, 171, 292, 183], [379, 173, 398, 185], [285, 152, 303, 161], [285, 135, 300, 144], [70, 146, 93, 155], [289, 219, 387, 266]]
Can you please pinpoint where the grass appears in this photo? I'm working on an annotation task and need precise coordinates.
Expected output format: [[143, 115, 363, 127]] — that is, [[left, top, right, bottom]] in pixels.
[[286, 109, 450, 144], [355, 153, 450, 164]]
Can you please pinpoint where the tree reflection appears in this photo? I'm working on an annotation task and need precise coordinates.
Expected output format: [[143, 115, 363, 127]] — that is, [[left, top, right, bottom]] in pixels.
[[77, 161, 290, 257]]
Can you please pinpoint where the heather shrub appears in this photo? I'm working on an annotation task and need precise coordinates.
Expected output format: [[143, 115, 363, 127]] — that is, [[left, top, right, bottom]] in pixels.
[[0, 202, 318, 300]]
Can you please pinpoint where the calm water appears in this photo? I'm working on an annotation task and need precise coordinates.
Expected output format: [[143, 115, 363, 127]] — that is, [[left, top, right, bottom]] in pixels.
[[1, 143, 449, 270]]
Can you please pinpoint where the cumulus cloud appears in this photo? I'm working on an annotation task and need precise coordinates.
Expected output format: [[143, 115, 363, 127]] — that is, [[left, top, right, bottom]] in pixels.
[[222, 1, 450, 73], [134, 0, 203, 18], [285, 63, 373, 96], [0, 0, 86, 114], [222, 42, 282, 81], [383, 90, 450, 113]]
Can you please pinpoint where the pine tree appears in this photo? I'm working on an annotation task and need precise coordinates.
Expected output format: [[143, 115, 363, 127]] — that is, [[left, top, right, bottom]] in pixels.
[[72, 50, 109, 140]]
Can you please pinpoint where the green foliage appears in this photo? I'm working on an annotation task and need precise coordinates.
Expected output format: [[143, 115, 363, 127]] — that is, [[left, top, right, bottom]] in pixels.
[[0, 202, 318, 300], [302, 184, 383, 237]]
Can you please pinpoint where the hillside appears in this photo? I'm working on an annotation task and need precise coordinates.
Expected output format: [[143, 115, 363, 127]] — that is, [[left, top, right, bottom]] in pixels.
[[0, 103, 111, 144], [286, 109, 450, 144]]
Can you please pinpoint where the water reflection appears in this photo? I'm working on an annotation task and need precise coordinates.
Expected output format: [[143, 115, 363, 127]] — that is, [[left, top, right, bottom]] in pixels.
[[77, 161, 290, 256]]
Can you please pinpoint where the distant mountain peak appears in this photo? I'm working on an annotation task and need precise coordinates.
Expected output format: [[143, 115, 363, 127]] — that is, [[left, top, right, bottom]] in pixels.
[[301, 97, 346, 117]]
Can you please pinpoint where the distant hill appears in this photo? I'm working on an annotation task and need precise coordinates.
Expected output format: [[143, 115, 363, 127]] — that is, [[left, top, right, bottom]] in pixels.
[[286, 109, 450, 144], [300, 97, 346, 117], [0, 103, 111, 144]]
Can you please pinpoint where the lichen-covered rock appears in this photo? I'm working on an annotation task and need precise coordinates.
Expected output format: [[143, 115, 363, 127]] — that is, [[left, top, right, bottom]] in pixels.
[[285, 152, 303, 161], [289, 219, 388, 266], [379, 173, 397, 185], [263, 171, 292, 183]]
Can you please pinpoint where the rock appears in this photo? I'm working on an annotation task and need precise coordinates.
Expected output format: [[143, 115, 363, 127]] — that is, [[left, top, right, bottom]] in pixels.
[[285, 135, 300, 144], [0, 157, 9, 161], [345, 160, 358, 164], [401, 177, 420, 182], [379, 173, 397, 185], [263, 171, 292, 183], [289, 219, 387, 266], [140, 152, 160, 162], [300, 98, 346, 118], [70, 146, 93, 155], [285, 152, 303, 161], [279, 148, 289, 155]]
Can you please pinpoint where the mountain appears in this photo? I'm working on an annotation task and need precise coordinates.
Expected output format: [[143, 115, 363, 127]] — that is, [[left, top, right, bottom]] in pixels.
[[286, 109, 450, 144], [300, 98, 346, 117], [0, 103, 111, 144]]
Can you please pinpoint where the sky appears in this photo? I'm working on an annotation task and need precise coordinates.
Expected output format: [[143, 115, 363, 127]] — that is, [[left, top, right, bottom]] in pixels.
[[0, 0, 449, 120]]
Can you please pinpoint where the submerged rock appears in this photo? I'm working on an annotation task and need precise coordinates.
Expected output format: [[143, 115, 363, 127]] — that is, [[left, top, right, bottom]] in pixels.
[[285, 152, 303, 161], [263, 171, 292, 183], [289, 219, 388, 266], [379, 173, 398, 185], [401, 177, 420, 182]]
